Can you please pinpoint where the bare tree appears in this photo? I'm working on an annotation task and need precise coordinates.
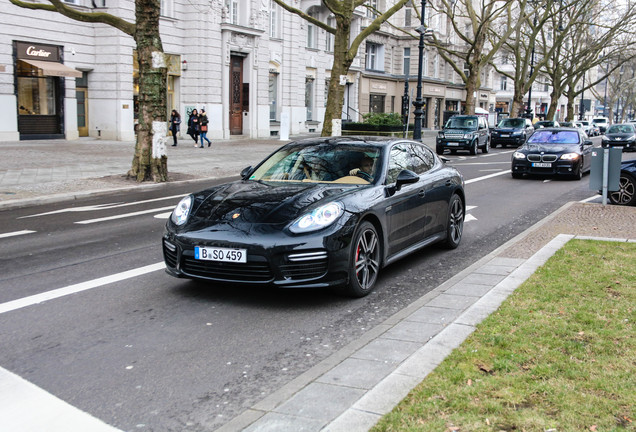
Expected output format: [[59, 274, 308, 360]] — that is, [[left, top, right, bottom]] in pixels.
[[272, 0, 411, 136], [8, 0, 169, 182], [424, 0, 523, 114]]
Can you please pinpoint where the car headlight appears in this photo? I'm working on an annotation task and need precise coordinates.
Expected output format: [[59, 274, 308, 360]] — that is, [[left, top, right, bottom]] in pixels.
[[560, 153, 580, 161], [464, 133, 472, 139], [513, 151, 526, 160], [289, 201, 344, 234], [512, 131, 522, 135], [438, 132, 445, 138], [171, 195, 193, 225]]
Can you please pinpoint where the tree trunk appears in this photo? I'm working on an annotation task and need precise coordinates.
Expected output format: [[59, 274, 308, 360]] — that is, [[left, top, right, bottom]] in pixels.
[[128, 0, 168, 182], [464, 69, 479, 115], [546, 85, 561, 121], [510, 82, 526, 118], [322, 17, 353, 137]]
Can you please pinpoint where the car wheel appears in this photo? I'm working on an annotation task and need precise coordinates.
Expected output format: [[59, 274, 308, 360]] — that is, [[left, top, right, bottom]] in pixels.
[[344, 221, 381, 297], [469, 140, 478, 155], [512, 172, 523, 179], [441, 194, 464, 249], [571, 164, 583, 180], [482, 137, 490, 153], [609, 172, 636, 206]]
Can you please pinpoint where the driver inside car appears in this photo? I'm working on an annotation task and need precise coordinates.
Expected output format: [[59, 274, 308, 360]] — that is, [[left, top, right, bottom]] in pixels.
[[349, 156, 375, 182]]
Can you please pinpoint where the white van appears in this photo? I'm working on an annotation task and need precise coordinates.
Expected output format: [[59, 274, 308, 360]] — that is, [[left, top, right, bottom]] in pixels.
[[592, 117, 610, 134]]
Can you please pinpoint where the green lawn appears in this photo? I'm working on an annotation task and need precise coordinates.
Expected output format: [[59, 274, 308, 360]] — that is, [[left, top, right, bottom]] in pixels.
[[372, 240, 635, 432]]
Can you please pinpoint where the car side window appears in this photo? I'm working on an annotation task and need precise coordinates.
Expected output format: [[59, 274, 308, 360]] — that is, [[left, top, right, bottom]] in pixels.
[[410, 144, 435, 175], [387, 144, 413, 184]]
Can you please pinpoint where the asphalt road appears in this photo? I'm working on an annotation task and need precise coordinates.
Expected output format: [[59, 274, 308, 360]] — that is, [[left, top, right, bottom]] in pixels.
[[0, 138, 604, 431]]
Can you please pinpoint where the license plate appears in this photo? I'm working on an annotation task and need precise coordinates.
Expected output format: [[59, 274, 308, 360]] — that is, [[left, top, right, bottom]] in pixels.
[[447, 142, 459, 146], [501, 134, 509, 137], [532, 162, 552, 168], [195, 246, 247, 263]]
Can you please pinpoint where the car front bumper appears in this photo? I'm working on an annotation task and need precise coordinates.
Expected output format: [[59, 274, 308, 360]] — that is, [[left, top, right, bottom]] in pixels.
[[491, 134, 525, 146], [162, 219, 357, 288], [511, 159, 583, 176]]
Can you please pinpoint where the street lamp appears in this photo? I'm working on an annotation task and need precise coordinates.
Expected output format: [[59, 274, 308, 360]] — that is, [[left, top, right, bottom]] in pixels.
[[579, 72, 585, 121], [412, 0, 431, 141]]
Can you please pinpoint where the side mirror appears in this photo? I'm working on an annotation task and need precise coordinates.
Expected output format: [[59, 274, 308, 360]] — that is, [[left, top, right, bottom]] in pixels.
[[584, 140, 593, 147], [395, 169, 419, 191], [240, 166, 253, 179]]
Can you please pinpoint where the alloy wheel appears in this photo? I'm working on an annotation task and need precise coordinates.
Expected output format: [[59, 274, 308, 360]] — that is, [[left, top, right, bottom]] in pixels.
[[354, 226, 380, 292]]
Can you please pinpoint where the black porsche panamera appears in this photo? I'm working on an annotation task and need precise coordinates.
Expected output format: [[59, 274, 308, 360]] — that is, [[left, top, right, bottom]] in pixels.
[[163, 137, 466, 297]]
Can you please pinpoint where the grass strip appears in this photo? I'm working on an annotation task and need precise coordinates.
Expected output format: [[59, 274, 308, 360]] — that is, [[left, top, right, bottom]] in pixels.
[[372, 240, 635, 432]]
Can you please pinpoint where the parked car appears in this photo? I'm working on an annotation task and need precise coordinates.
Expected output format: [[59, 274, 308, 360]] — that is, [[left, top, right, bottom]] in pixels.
[[592, 117, 610, 134], [609, 159, 636, 206], [575, 120, 595, 136], [163, 137, 466, 297], [436, 115, 490, 155], [534, 120, 560, 129], [601, 124, 636, 151], [511, 128, 594, 180], [491, 117, 534, 148]]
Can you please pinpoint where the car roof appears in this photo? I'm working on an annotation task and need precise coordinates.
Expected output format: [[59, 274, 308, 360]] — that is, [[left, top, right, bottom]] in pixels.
[[287, 136, 425, 148]]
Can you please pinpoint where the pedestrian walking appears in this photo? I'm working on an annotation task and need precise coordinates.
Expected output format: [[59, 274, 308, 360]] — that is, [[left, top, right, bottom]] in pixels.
[[169, 109, 181, 146], [199, 109, 212, 148], [187, 108, 200, 146]]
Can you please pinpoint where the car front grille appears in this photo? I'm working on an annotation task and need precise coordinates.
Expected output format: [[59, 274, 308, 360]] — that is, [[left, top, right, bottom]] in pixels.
[[280, 251, 328, 280], [444, 133, 464, 139], [527, 154, 558, 162], [182, 256, 274, 282]]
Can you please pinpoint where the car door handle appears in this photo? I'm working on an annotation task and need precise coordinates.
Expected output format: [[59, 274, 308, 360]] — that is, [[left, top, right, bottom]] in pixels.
[[418, 190, 426, 197]]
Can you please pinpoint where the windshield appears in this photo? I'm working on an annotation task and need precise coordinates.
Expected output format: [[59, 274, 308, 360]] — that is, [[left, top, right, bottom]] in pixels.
[[445, 117, 478, 129], [607, 124, 635, 134], [249, 143, 383, 184], [498, 119, 524, 128], [527, 130, 580, 144], [592, 119, 606, 124]]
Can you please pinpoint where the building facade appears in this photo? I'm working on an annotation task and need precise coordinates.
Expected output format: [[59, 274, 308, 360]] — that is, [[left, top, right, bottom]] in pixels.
[[1, 0, 496, 142]]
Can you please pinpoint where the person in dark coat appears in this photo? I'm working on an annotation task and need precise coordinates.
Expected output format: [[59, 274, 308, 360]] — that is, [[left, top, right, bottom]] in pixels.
[[198, 109, 212, 148], [169, 110, 181, 146], [187, 108, 199, 146]]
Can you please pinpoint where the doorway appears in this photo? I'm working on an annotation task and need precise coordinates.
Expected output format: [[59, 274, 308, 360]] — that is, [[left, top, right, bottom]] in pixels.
[[76, 88, 88, 136], [230, 55, 244, 135]]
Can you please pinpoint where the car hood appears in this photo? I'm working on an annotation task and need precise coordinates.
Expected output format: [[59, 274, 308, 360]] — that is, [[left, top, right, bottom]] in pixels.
[[187, 180, 359, 226], [521, 143, 579, 153]]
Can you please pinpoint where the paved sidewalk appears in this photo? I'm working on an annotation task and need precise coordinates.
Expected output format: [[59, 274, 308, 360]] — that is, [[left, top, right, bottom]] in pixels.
[[1, 136, 635, 432]]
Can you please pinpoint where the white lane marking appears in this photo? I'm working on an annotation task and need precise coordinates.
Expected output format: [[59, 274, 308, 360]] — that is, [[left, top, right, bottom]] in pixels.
[[20, 194, 186, 219], [465, 170, 511, 184], [154, 212, 173, 219], [465, 214, 477, 222], [452, 162, 511, 166], [75, 206, 175, 224], [580, 195, 601, 203], [0, 230, 36, 239], [0, 262, 164, 315], [0, 367, 123, 432]]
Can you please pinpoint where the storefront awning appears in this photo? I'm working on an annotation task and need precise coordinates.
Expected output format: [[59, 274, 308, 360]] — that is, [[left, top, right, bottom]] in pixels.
[[20, 59, 82, 78]]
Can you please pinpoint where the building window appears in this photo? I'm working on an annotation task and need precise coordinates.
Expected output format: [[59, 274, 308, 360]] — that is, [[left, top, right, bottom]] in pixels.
[[269, 72, 278, 121], [500, 76, 507, 91], [306, 78, 315, 120], [160, 0, 174, 17], [403, 47, 410, 76], [324, 79, 330, 107], [326, 16, 335, 52], [366, 0, 378, 18], [366, 43, 384, 71], [434, 53, 439, 79], [404, 8, 411, 27], [369, 94, 385, 113], [270, 0, 280, 38], [226, 0, 239, 24], [307, 8, 318, 49]]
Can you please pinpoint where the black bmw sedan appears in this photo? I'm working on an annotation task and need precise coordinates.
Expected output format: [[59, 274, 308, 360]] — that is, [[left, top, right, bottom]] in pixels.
[[511, 128, 594, 180], [163, 137, 466, 297]]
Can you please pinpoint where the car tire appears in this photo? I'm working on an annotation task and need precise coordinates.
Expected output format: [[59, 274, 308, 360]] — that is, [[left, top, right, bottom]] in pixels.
[[609, 172, 636, 206], [571, 164, 583, 180], [512, 172, 523, 179], [482, 137, 490, 153], [344, 221, 381, 297], [469, 140, 478, 155], [441, 194, 464, 249]]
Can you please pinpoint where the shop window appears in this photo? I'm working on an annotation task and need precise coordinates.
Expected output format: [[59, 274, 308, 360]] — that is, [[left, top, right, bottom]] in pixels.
[[369, 94, 385, 113], [17, 62, 56, 115]]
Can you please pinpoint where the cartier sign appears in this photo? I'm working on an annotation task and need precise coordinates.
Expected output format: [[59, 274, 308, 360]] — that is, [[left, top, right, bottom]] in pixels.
[[16, 41, 60, 62]]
